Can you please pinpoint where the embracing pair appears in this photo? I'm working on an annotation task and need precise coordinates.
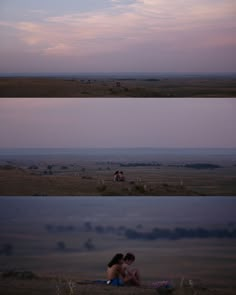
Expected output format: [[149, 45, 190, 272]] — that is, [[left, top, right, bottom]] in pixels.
[[106, 252, 141, 286]]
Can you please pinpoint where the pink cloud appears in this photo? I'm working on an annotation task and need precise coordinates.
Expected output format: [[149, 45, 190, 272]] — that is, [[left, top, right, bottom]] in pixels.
[[1, 0, 235, 58]]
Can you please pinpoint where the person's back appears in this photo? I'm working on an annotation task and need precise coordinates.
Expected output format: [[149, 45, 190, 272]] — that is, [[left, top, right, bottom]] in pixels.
[[106, 253, 124, 286], [107, 264, 121, 280], [113, 171, 120, 182]]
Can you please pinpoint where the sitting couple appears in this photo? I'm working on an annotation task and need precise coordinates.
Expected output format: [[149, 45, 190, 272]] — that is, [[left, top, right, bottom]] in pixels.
[[113, 171, 125, 182], [106, 253, 141, 286]]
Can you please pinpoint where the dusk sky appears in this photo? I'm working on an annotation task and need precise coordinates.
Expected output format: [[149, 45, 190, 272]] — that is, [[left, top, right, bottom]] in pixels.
[[0, 98, 235, 148], [0, 0, 236, 73]]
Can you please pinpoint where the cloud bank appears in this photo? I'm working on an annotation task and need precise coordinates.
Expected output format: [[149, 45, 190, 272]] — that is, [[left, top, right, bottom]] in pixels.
[[0, 0, 235, 72]]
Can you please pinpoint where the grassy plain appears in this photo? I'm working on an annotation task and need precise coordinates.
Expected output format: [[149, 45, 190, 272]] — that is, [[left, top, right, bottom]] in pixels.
[[1, 227, 236, 294], [0, 150, 235, 196], [1, 150, 235, 293], [0, 76, 236, 97]]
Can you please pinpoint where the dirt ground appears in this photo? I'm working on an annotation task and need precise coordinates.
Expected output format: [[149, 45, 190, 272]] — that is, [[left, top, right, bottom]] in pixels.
[[0, 275, 235, 295], [0, 272, 235, 295]]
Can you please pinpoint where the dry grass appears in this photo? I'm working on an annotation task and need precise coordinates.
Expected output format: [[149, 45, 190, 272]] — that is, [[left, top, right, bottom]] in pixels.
[[0, 76, 236, 97], [0, 163, 235, 196], [0, 275, 235, 295]]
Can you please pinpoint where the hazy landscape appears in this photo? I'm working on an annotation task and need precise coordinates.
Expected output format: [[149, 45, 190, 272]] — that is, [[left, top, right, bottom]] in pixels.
[[0, 101, 235, 294], [1, 0, 236, 293], [1, 196, 236, 295], [0, 148, 236, 196], [1, 75, 236, 97]]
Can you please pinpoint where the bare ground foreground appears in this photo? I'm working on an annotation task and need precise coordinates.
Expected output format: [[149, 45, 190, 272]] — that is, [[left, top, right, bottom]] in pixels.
[[0, 275, 235, 295], [0, 76, 236, 97]]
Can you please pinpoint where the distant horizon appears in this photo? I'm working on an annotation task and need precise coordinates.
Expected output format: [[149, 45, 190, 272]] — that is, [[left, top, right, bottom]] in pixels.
[[1, 147, 236, 149], [1, 147, 236, 153], [1, 72, 236, 78]]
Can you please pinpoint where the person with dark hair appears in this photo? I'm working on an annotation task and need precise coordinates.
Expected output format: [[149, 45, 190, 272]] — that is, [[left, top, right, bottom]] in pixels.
[[106, 253, 124, 286], [113, 171, 120, 182], [113, 170, 125, 182], [121, 253, 141, 286]]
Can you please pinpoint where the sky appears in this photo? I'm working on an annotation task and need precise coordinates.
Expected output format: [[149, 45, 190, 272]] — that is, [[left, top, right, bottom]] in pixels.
[[0, 98, 235, 148], [0, 0, 236, 73]]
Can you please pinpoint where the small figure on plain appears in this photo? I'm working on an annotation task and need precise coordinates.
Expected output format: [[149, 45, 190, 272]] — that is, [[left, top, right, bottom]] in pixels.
[[121, 253, 141, 286], [113, 170, 125, 182], [107, 253, 124, 286], [113, 170, 120, 182], [119, 171, 125, 182]]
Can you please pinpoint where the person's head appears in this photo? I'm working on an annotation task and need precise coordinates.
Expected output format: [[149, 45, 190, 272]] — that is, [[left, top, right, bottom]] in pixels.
[[124, 253, 135, 265], [108, 253, 124, 267]]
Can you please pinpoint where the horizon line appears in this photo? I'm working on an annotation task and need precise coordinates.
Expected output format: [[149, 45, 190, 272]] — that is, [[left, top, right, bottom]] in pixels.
[[0, 147, 236, 150], [1, 71, 236, 77]]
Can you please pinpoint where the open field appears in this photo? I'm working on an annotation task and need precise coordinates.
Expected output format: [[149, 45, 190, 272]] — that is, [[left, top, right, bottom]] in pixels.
[[0, 149, 236, 196], [0, 76, 236, 97], [1, 228, 236, 294], [1, 194, 236, 294], [1, 210, 236, 293], [1, 149, 235, 292], [1, 165, 236, 196]]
